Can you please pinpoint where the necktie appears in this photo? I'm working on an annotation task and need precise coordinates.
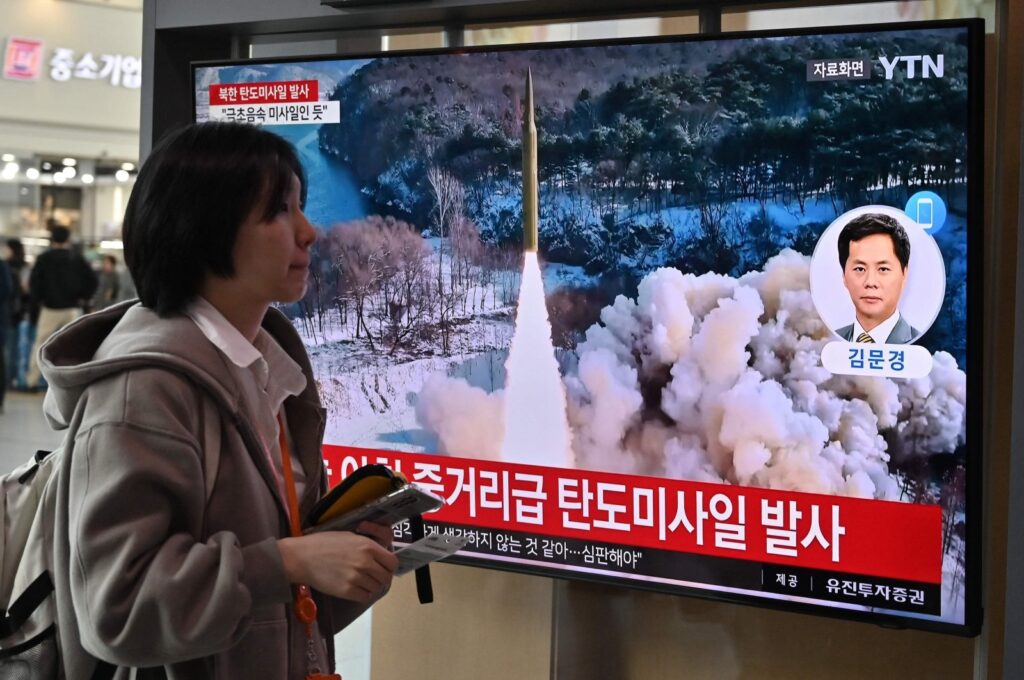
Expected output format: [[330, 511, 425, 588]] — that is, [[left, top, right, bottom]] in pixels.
[[856, 332, 874, 343]]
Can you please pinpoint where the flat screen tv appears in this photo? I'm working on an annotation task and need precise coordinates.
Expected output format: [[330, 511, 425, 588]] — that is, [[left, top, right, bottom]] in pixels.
[[193, 18, 983, 634]]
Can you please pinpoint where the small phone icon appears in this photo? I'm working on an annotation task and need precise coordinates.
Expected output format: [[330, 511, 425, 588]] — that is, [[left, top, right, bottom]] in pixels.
[[916, 198, 934, 229]]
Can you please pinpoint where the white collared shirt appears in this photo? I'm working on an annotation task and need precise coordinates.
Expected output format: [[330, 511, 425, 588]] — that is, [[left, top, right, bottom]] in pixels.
[[185, 296, 263, 369], [185, 296, 308, 499], [853, 310, 902, 344]]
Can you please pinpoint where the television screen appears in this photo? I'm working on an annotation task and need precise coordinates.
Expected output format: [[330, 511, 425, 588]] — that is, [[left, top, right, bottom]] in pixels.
[[193, 19, 982, 634]]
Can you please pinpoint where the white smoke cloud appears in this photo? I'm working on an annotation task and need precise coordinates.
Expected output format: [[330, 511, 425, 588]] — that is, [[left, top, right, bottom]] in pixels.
[[578, 294, 642, 368], [718, 373, 837, 493], [893, 351, 967, 460], [636, 268, 696, 369], [691, 285, 764, 387], [662, 359, 704, 434], [565, 348, 645, 474], [415, 375, 504, 460], [664, 434, 723, 483], [680, 272, 739, 320], [740, 248, 816, 323]]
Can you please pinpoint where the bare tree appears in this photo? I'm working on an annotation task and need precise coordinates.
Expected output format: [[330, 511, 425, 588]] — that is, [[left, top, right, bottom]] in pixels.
[[376, 217, 431, 353], [327, 221, 387, 352], [324, 215, 434, 355], [427, 166, 466, 354], [427, 166, 461, 284]]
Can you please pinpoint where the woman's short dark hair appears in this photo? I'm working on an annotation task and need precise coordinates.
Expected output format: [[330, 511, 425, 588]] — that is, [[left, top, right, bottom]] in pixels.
[[837, 213, 911, 272], [123, 122, 306, 316]]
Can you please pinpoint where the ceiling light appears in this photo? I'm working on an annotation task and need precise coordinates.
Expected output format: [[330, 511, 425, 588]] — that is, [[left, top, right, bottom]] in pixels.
[[120, 162, 135, 171], [25, 167, 40, 180], [1, 154, 15, 163], [53, 173, 66, 184], [115, 169, 130, 182], [62, 166, 77, 179], [62, 157, 77, 167], [81, 173, 94, 184], [41, 161, 52, 171]]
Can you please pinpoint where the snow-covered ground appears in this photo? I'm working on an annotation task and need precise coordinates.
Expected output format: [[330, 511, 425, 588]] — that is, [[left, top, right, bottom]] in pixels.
[[304, 314, 513, 450], [292, 236, 517, 448]]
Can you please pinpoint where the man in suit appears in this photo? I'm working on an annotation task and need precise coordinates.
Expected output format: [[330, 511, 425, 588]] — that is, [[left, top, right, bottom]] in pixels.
[[833, 213, 919, 345]]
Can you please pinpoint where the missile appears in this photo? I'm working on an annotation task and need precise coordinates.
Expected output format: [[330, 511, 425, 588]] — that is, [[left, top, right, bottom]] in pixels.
[[522, 68, 538, 253]]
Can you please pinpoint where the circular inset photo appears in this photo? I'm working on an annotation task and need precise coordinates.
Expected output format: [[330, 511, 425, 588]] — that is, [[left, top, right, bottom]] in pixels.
[[809, 205, 945, 345]]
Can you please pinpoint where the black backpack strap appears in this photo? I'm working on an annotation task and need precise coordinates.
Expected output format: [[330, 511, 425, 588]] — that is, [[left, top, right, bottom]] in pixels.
[[0, 571, 53, 638], [0, 625, 55, 660], [16, 450, 52, 485], [409, 515, 433, 605], [0, 528, 117, 679]]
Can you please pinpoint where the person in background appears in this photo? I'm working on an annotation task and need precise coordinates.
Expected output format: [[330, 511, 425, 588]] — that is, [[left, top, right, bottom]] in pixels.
[[38, 122, 395, 679], [3, 238, 32, 391], [90, 254, 121, 311], [0, 254, 10, 413], [24, 224, 98, 389], [115, 255, 137, 303]]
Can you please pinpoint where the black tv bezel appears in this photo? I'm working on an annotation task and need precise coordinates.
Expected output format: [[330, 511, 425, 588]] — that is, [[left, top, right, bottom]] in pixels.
[[191, 17, 984, 637]]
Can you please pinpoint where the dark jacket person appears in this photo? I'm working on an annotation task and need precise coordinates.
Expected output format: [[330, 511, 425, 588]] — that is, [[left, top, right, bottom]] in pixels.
[[25, 225, 98, 387]]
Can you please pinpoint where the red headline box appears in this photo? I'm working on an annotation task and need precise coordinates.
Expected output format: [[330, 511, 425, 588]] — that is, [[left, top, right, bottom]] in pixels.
[[210, 80, 318, 105], [322, 446, 943, 585]]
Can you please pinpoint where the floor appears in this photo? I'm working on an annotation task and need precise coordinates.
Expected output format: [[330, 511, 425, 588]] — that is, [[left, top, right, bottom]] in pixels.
[[0, 388, 373, 680], [0, 390, 64, 470]]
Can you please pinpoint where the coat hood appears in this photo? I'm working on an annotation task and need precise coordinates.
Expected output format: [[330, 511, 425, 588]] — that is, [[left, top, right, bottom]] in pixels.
[[38, 300, 314, 431]]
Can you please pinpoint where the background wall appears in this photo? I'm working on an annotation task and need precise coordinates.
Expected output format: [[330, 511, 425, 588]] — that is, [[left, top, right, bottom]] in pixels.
[[0, 0, 141, 159], [370, 566, 555, 679], [984, 0, 1024, 678]]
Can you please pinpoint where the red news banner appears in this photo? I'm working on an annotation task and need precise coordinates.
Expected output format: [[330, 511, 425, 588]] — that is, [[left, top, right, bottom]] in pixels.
[[208, 79, 338, 125], [323, 446, 941, 586], [209, 79, 318, 105]]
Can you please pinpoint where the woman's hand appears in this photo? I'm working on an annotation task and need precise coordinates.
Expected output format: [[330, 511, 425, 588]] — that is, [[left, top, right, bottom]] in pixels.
[[353, 521, 394, 551], [278, 528, 398, 602]]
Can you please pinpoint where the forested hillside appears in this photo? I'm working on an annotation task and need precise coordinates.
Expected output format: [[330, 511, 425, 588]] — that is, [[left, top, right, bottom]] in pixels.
[[315, 30, 970, 362], [319, 32, 968, 264]]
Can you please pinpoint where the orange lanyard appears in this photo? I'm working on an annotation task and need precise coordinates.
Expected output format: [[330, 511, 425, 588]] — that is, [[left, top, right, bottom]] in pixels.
[[278, 414, 306, 540], [277, 414, 340, 680]]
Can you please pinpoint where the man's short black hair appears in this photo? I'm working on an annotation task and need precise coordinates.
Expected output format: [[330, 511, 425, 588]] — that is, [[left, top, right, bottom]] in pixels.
[[837, 213, 911, 271], [123, 122, 306, 316], [50, 225, 71, 244]]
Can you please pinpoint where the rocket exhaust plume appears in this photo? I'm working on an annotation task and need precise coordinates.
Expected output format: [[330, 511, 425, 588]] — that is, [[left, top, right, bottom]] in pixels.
[[501, 252, 573, 466], [501, 69, 573, 467]]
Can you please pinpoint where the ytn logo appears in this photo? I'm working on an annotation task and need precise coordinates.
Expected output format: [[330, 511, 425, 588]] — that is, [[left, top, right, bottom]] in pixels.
[[879, 55, 944, 80]]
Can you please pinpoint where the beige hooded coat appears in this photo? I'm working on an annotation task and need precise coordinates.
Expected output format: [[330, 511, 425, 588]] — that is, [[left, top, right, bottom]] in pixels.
[[39, 301, 372, 679]]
